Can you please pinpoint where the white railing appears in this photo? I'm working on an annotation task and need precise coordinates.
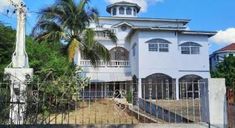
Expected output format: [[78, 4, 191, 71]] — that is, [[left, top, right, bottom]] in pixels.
[[80, 60, 130, 68]]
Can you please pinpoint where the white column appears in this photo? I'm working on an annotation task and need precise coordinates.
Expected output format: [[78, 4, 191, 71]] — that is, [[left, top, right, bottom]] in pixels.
[[124, 7, 127, 15], [176, 78, 180, 100], [200, 78, 227, 128], [138, 78, 142, 98], [4, 1, 33, 125]]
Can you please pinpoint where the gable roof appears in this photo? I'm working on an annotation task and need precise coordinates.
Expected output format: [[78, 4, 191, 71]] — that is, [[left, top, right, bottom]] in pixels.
[[218, 43, 235, 52], [112, 21, 134, 28]]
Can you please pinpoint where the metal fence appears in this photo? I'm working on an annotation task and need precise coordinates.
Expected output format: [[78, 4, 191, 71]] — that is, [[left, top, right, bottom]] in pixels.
[[227, 87, 235, 128], [0, 80, 207, 126]]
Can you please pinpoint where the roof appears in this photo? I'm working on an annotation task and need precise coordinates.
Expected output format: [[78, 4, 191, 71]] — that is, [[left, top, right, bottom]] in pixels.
[[219, 43, 235, 52], [126, 28, 216, 41], [99, 16, 190, 25], [106, 1, 141, 13]]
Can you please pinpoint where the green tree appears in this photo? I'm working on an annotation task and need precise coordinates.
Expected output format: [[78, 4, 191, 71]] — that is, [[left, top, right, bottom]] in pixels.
[[211, 55, 235, 88], [26, 38, 75, 80], [0, 23, 15, 80], [32, 0, 117, 65]]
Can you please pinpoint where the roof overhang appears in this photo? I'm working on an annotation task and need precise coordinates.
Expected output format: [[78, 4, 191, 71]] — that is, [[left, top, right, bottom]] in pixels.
[[181, 31, 217, 37], [99, 16, 190, 25], [126, 27, 217, 41]]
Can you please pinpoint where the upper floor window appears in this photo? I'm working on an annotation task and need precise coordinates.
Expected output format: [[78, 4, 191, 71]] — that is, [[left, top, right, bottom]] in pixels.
[[159, 43, 169, 52], [113, 8, 117, 15], [119, 7, 124, 15], [132, 43, 137, 56], [149, 43, 158, 51], [147, 39, 171, 52], [133, 9, 137, 16], [110, 47, 129, 60], [126, 7, 132, 15], [180, 42, 201, 55]]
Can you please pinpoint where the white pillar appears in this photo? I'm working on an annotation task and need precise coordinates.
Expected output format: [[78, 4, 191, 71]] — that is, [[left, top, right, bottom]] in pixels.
[[200, 78, 227, 128], [176, 78, 180, 100], [12, 2, 29, 68], [138, 78, 142, 98], [4, 1, 33, 124]]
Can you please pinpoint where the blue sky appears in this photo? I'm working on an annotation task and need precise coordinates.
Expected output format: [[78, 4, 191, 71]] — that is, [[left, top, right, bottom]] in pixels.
[[1, 0, 235, 53]]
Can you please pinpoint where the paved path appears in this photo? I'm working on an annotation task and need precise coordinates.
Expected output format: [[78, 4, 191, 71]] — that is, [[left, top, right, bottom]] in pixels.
[[1, 123, 213, 128]]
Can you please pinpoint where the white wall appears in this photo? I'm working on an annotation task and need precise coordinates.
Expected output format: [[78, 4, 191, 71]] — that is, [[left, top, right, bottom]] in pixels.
[[81, 18, 211, 82], [136, 30, 210, 79]]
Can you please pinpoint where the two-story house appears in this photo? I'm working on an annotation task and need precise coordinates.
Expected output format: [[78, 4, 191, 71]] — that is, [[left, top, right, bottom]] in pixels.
[[76, 1, 216, 100]]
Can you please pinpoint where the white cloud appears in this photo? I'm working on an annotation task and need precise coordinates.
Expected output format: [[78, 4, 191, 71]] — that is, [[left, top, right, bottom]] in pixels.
[[210, 28, 235, 45], [0, 0, 21, 11], [105, 0, 164, 12]]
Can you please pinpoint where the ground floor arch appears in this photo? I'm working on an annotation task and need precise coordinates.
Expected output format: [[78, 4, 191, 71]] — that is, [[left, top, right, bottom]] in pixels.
[[179, 75, 203, 99], [141, 73, 176, 100]]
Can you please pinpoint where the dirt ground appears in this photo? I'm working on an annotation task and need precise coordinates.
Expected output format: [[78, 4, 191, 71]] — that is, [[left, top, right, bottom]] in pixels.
[[152, 99, 201, 122], [46, 99, 139, 124]]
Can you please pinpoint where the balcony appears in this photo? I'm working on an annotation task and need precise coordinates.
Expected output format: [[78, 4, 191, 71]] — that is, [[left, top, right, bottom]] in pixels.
[[79, 60, 132, 82], [80, 60, 130, 68]]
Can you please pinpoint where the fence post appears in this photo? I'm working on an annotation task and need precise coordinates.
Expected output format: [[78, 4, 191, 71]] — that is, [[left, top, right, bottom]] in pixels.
[[200, 78, 227, 128]]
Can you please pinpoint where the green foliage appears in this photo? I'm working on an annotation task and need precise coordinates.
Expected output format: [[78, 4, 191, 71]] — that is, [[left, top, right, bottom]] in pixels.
[[0, 23, 90, 123], [126, 90, 133, 103], [211, 55, 235, 88], [0, 23, 16, 80], [26, 38, 75, 80]]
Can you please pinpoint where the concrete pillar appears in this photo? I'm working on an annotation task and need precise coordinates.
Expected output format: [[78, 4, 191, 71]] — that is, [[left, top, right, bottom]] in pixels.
[[176, 78, 180, 100], [138, 78, 142, 98], [200, 78, 227, 128]]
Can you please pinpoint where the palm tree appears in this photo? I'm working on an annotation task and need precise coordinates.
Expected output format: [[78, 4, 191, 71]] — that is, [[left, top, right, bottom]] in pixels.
[[32, 0, 117, 66]]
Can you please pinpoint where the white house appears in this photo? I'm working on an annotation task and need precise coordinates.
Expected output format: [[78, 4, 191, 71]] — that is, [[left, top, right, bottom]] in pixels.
[[210, 43, 235, 71], [76, 1, 216, 100]]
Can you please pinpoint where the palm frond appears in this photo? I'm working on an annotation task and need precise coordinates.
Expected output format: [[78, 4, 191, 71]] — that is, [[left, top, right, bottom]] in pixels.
[[32, 20, 64, 42], [81, 29, 110, 66]]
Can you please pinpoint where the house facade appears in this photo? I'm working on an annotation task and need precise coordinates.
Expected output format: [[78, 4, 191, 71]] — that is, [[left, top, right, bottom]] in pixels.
[[76, 1, 216, 100], [210, 43, 235, 71]]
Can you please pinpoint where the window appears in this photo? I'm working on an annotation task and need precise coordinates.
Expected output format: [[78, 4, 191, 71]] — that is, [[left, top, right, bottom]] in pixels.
[[147, 39, 170, 52], [113, 8, 117, 15], [149, 43, 158, 51], [180, 42, 201, 55], [133, 9, 136, 16], [126, 7, 132, 15], [132, 44, 137, 56], [159, 43, 169, 52], [119, 7, 124, 14]]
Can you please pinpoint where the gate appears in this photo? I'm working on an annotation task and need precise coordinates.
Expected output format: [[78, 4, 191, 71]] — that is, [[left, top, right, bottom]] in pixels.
[[0, 80, 207, 126]]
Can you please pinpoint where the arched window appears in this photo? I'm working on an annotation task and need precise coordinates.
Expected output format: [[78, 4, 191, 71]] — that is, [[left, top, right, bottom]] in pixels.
[[119, 7, 124, 15], [110, 47, 129, 60], [126, 7, 132, 15], [142, 73, 175, 99], [146, 39, 171, 52], [113, 8, 117, 15], [180, 42, 201, 54], [179, 75, 203, 99]]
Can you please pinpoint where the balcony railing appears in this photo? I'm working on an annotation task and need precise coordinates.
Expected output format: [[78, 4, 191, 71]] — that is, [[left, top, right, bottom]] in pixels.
[[80, 60, 130, 68]]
